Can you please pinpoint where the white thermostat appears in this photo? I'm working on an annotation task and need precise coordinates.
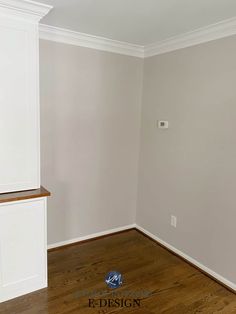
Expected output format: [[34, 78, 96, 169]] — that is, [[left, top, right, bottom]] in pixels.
[[158, 120, 169, 129]]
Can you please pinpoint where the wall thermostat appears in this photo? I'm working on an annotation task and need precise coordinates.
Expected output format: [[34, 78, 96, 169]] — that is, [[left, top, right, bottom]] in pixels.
[[158, 120, 168, 129]]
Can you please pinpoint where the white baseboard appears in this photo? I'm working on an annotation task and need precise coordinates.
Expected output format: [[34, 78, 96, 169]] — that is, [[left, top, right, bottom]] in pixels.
[[47, 224, 136, 250], [47, 222, 236, 292], [135, 224, 236, 292]]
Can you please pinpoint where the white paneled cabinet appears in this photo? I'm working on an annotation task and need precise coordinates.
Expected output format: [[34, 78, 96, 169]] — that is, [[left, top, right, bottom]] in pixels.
[[0, 18, 40, 193], [0, 0, 51, 193], [0, 0, 52, 303], [0, 197, 47, 303]]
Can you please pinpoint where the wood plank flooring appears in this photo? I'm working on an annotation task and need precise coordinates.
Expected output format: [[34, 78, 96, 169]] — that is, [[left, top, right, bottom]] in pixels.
[[1, 230, 236, 313]]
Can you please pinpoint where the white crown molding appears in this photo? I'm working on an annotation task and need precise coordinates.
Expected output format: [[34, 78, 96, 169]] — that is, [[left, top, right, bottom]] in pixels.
[[144, 17, 236, 58], [39, 24, 144, 58], [40, 17, 236, 58], [0, 0, 52, 22]]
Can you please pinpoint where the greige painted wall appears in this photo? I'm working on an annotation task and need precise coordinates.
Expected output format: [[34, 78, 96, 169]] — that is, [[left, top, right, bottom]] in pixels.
[[40, 40, 143, 245], [137, 35, 236, 283], [40, 34, 236, 284]]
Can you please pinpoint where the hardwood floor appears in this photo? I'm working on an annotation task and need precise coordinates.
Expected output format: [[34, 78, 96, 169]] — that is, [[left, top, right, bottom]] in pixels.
[[1, 230, 236, 313]]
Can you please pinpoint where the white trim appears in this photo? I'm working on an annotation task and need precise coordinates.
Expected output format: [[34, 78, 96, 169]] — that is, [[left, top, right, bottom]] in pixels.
[[40, 17, 236, 58], [47, 224, 136, 250], [47, 222, 236, 290], [135, 224, 236, 291], [144, 17, 236, 57], [0, 0, 52, 21], [39, 24, 144, 58]]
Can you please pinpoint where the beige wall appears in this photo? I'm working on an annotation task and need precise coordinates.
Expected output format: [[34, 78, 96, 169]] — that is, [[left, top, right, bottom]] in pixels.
[[40, 40, 143, 245], [40, 34, 236, 284], [137, 35, 236, 284]]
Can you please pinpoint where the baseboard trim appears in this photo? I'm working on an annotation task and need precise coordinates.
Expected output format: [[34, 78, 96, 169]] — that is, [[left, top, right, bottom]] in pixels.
[[135, 224, 236, 293], [47, 224, 136, 251], [47, 223, 236, 292]]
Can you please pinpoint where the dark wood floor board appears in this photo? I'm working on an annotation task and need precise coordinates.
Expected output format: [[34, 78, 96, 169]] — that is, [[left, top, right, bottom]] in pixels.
[[0, 230, 236, 313]]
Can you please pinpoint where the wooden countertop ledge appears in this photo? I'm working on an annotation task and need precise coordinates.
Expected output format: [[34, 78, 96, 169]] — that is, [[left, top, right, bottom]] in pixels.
[[0, 186, 50, 204]]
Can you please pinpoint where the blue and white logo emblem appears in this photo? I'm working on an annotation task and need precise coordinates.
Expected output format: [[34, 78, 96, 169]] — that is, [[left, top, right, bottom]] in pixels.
[[105, 271, 123, 289]]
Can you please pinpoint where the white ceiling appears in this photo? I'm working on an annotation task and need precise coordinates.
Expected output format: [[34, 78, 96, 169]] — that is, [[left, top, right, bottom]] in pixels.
[[39, 0, 236, 45]]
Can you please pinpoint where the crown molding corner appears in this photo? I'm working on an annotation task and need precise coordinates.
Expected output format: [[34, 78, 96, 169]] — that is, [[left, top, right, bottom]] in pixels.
[[39, 17, 236, 58], [0, 0, 53, 21], [39, 24, 145, 58]]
